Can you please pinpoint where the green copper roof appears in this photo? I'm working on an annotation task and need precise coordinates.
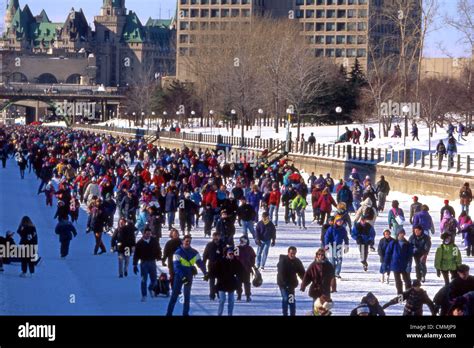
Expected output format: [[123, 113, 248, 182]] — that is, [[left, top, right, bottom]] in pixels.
[[122, 11, 145, 43], [31, 22, 61, 47], [146, 18, 173, 28]]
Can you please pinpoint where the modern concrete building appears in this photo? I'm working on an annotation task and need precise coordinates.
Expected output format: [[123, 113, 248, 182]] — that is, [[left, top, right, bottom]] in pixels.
[[0, 0, 176, 87], [176, 0, 421, 81], [421, 54, 473, 80]]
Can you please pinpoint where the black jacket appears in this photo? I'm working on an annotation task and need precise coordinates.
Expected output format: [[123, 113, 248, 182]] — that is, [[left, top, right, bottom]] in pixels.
[[385, 288, 435, 316], [111, 224, 137, 253], [203, 240, 225, 272], [237, 203, 256, 222], [277, 254, 305, 289], [213, 257, 243, 292], [55, 220, 77, 242], [17, 225, 37, 245], [448, 275, 474, 300], [163, 238, 181, 266], [133, 237, 161, 265], [216, 218, 235, 239], [408, 233, 432, 257]]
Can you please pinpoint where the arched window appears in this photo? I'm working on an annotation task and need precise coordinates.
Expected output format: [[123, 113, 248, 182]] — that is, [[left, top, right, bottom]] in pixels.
[[9, 72, 28, 83], [37, 73, 58, 84], [66, 74, 81, 84]]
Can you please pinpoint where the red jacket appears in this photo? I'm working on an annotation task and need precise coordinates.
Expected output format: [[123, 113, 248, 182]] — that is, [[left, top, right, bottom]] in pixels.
[[203, 190, 218, 208], [268, 190, 281, 206], [141, 169, 151, 183], [316, 193, 336, 213]]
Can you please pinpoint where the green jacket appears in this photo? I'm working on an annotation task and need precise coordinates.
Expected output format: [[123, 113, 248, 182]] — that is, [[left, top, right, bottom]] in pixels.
[[434, 244, 462, 271], [290, 196, 307, 210]]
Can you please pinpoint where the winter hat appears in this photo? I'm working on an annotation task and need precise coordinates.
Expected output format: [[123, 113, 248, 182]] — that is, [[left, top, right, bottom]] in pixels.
[[351, 168, 357, 174], [457, 264, 470, 273], [356, 304, 370, 315], [239, 235, 249, 245], [334, 215, 344, 224], [412, 279, 421, 288], [327, 216, 335, 223], [397, 229, 406, 236], [412, 196, 418, 201], [444, 200, 449, 205], [441, 232, 452, 241]]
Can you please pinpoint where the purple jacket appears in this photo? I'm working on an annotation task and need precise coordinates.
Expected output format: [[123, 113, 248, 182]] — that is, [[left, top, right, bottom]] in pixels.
[[413, 210, 434, 232]]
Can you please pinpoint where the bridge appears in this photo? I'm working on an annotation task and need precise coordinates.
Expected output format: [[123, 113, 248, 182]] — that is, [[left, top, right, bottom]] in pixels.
[[0, 83, 126, 124]]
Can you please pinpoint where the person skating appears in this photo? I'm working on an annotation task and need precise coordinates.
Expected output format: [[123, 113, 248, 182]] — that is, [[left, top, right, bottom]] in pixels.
[[320, 216, 335, 248], [166, 235, 207, 316], [316, 187, 337, 225], [290, 191, 307, 229], [435, 232, 462, 285], [236, 235, 256, 302], [111, 217, 137, 278], [375, 175, 390, 212], [384, 229, 413, 295], [413, 204, 435, 236], [162, 228, 181, 285], [354, 194, 378, 227], [282, 186, 297, 224], [16, 152, 27, 179], [178, 192, 199, 236], [388, 200, 405, 235], [409, 225, 432, 283], [255, 212, 276, 270], [350, 292, 385, 316], [203, 232, 225, 300], [440, 209, 459, 241], [378, 229, 395, 284], [459, 182, 472, 215], [351, 215, 375, 272], [300, 248, 336, 306], [17, 216, 38, 277], [216, 209, 236, 246], [277, 246, 305, 316], [324, 216, 349, 278], [409, 196, 422, 224], [54, 217, 77, 259], [440, 200, 456, 222], [237, 197, 257, 239], [382, 280, 436, 316], [213, 247, 244, 316]]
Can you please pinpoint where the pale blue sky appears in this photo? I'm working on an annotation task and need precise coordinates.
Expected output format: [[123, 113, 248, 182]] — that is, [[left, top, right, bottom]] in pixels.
[[0, 0, 470, 57]]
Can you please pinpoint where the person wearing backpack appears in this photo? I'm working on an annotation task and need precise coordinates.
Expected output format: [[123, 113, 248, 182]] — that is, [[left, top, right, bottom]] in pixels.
[[440, 210, 459, 241], [459, 183, 472, 215], [351, 215, 376, 272], [435, 232, 462, 285], [388, 200, 405, 235]]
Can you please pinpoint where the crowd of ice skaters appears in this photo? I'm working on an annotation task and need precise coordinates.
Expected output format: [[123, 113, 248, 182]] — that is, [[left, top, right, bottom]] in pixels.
[[0, 124, 473, 317]]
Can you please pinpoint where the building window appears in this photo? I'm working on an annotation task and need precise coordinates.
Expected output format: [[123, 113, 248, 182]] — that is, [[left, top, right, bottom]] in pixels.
[[242, 9, 251, 17], [306, 10, 315, 18], [315, 35, 324, 43], [179, 34, 188, 43], [305, 23, 315, 31], [337, 10, 346, 18], [358, 9, 367, 18], [180, 21, 189, 30], [211, 9, 219, 17], [357, 48, 367, 57], [326, 10, 335, 18], [336, 35, 346, 44], [326, 22, 335, 31], [358, 22, 367, 31], [231, 9, 240, 17], [325, 48, 335, 57], [316, 23, 325, 31], [347, 22, 356, 31], [337, 23, 346, 31], [201, 9, 209, 17], [306, 35, 315, 44], [347, 9, 356, 18], [315, 48, 324, 57], [221, 9, 229, 17], [357, 35, 367, 44], [347, 35, 356, 44], [347, 48, 356, 57], [325, 35, 335, 44], [316, 10, 324, 18], [336, 48, 345, 57], [191, 9, 199, 17], [337, 0, 346, 4]]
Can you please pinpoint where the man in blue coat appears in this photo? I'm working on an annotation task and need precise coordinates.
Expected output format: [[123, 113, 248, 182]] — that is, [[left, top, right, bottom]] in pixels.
[[246, 185, 263, 222], [384, 229, 414, 294], [55, 217, 77, 258], [324, 217, 349, 278], [166, 235, 207, 316]]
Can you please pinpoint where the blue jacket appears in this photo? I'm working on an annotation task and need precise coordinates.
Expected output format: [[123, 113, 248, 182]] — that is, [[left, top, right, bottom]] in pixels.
[[165, 192, 177, 212], [173, 246, 207, 279], [255, 220, 276, 242], [55, 220, 77, 242], [377, 237, 395, 273], [135, 211, 148, 232], [324, 225, 349, 246], [246, 191, 263, 210], [413, 211, 434, 232], [384, 239, 413, 273], [351, 222, 375, 245], [190, 192, 202, 205], [337, 186, 353, 206]]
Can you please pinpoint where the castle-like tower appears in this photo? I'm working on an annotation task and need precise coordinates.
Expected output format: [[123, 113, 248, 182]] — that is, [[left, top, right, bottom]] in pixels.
[[4, 0, 20, 33]]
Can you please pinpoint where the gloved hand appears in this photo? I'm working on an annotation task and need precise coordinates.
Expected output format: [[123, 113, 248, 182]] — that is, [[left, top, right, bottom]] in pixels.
[[436, 269, 441, 277], [133, 265, 139, 275], [271, 241, 275, 247], [344, 245, 349, 254]]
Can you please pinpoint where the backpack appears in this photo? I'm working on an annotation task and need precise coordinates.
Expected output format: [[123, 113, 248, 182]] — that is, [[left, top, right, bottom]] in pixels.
[[252, 267, 263, 287]]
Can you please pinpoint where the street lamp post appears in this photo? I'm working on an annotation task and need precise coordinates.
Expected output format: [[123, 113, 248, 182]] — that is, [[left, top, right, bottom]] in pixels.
[[209, 110, 214, 135], [336, 106, 342, 139], [258, 108, 264, 138], [132, 112, 136, 127], [285, 107, 294, 153], [402, 105, 410, 147], [191, 111, 196, 128], [162, 111, 167, 130], [231, 109, 236, 137]]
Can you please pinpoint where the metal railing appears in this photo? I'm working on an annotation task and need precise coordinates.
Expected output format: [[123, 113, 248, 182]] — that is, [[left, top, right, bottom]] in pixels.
[[70, 124, 473, 175]]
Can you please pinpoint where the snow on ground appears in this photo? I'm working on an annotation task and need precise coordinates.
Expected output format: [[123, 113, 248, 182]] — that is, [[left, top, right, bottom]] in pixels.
[[90, 117, 474, 154], [1, 158, 473, 316]]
